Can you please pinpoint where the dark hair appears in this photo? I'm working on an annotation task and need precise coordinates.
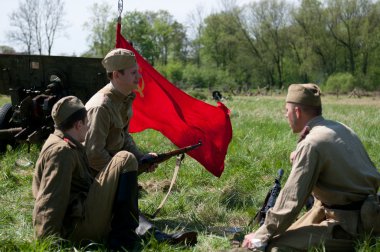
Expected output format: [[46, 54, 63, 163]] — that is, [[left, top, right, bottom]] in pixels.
[[57, 108, 87, 131], [296, 103, 322, 116], [107, 69, 125, 80]]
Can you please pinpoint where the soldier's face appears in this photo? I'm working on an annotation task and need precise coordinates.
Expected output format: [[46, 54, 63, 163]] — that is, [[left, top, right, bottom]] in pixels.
[[117, 65, 141, 95], [78, 117, 89, 143], [285, 103, 301, 133]]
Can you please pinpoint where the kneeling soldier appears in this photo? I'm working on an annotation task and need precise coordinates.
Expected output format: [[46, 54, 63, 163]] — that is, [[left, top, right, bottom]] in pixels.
[[242, 84, 380, 251]]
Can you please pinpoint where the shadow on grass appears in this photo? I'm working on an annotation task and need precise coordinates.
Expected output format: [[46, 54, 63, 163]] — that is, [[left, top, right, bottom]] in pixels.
[[151, 216, 249, 239]]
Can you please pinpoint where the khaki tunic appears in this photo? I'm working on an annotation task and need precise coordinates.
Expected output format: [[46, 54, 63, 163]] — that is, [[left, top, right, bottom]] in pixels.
[[33, 130, 94, 238], [32, 129, 138, 242], [254, 116, 380, 250], [85, 83, 144, 172]]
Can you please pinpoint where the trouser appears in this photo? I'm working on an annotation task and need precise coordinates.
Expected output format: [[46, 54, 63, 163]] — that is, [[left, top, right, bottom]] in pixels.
[[360, 194, 380, 236], [69, 151, 138, 243], [267, 199, 359, 252]]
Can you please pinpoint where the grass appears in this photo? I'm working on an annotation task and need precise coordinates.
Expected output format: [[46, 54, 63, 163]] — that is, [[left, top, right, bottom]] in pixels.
[[0, 94, 379, 251]]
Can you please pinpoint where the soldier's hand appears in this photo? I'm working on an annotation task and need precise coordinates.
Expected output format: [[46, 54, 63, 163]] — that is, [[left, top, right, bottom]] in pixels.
[[140, 153, 158, 173], [289, 151, 297, 164], [242, 233, 266, 251]]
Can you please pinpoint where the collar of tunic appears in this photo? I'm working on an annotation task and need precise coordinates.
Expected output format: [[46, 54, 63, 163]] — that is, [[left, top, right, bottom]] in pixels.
[[108, 83, 136, 108], [306, 115, 324, 129], [53, 129, 85, 151]]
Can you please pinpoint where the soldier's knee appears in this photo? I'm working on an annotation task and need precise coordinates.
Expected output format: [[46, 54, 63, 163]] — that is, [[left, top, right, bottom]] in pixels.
[[114, 151, 138, 172]]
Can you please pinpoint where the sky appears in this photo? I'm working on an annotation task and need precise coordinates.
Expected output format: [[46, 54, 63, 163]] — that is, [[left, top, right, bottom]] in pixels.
[[0, 0, 252, 56]]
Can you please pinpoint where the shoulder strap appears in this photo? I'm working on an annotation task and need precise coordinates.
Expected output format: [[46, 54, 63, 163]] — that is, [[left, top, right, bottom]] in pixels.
[[147, 153, 185, 219]]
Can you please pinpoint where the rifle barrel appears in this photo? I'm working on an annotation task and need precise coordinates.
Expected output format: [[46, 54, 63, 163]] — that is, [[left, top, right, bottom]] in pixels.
[[139, 141, 202, 165]]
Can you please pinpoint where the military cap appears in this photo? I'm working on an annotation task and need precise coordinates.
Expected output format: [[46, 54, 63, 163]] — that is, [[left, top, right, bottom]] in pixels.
[[286, 83, 321, 107], [102, 48, 137, 73], [51, 96, 85, 126]]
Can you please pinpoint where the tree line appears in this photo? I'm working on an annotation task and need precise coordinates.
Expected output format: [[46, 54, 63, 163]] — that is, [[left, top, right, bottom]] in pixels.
[[6, 0, 380, 93], [6, 0, 65, 56]]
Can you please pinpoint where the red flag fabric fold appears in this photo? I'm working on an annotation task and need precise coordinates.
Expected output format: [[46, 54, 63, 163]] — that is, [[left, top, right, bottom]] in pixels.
[[116, 22, 232, 177]]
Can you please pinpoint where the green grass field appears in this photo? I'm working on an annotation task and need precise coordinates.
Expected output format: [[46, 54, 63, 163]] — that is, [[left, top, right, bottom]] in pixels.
[[0, 94, 379, 251]]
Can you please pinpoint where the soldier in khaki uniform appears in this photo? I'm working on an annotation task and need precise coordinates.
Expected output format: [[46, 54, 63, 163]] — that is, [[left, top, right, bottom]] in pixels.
[[242, 84, 380, 251], [33, 96, 140, 250], [85, 48, 156, 174], [84, 48, 198, 246]]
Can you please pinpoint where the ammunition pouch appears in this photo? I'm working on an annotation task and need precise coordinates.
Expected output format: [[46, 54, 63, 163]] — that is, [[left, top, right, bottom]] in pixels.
[[360, 194, 380, 236]]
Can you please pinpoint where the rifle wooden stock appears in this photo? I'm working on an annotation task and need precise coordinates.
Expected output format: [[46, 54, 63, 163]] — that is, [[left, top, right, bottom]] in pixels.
[[139, 141, 202, 165]]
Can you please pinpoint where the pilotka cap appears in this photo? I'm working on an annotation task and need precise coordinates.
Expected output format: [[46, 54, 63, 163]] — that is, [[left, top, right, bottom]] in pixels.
[[51, 96, 85, 126], [286, 83, 322, 107], [102, 48, 137, 73]]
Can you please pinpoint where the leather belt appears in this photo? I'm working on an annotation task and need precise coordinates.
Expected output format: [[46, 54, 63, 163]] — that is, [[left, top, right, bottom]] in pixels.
[[322, 200, 364, 210]]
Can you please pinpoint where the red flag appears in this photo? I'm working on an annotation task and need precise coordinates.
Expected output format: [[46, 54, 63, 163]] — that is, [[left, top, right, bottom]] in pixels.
[[116, 22, 232, 177]]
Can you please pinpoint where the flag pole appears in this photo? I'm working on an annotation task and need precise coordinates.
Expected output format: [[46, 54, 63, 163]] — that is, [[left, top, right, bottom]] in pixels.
[[116, 0, 123, 47], [117, 0, 123, 23]]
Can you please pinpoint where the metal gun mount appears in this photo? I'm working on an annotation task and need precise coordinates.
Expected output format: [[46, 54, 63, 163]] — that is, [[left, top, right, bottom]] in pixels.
[[0, 54, 108, 152]]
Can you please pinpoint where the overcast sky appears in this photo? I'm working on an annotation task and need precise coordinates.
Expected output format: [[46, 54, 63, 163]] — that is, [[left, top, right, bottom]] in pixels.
[[0, 0, 252, 56]]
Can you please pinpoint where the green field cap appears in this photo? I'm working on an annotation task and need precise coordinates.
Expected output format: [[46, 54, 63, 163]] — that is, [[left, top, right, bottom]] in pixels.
[[102, 48, 137, 73], [286, 83, 321, 107], [52, 96, 85, 126]]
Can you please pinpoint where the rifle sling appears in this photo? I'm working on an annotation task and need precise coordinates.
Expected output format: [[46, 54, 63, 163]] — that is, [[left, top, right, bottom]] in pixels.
[[148, 153, 185, 219]]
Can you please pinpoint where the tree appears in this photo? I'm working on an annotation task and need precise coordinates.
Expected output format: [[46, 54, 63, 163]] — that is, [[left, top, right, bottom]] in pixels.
[[43, 0, 65, 55], [8, 0, 36, 54], [7, 0, 66, 55], [186, 5, 206, 67], [150, 10, 187, 66], [0, 46, 16, 54], [326, 0, 376, 74], [121, 11, 156, 62], [124, 10, 187, 66], [244, 0, 292, 88], [84, 2, 116, 57], [168, 21, 188, 64], [200, 12, 241, 69], [291, 0, 337, 82]]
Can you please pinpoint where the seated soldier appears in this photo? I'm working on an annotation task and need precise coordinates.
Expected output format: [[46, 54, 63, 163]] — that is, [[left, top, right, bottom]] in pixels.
[[32, 96, 197, 251], [32, 96, 140, 250], [84, 48, 198, 245]]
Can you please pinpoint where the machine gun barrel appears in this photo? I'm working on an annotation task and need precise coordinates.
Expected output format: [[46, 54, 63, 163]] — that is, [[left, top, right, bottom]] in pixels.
[[0, 127, 23, 140], [139, 141, 202, 165]]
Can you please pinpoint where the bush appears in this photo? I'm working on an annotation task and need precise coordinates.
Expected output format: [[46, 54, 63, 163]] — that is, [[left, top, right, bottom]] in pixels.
[[324, 72, 356, 94], [186, 89, 208, 100], [155, 63, 238, 90], [182, 64, 206, 89], [154, 62, 185, 88], [182, 64, 237, 90], [165, 62, 183, 84]]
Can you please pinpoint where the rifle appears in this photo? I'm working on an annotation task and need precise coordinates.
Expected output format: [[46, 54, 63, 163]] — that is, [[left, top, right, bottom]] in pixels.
[[139, 141, 202, 165], [252, 169, 284, 226], [141, 141, 202, 219]]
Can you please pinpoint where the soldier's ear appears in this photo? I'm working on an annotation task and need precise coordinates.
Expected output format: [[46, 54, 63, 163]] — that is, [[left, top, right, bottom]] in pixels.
[[294, 106, 302, 119], [73, 120, 83, 130], [112, 70, 118, 79]]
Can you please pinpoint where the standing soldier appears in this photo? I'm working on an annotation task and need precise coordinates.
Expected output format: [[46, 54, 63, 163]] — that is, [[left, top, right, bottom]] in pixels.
[[242, 84, 380, 251]]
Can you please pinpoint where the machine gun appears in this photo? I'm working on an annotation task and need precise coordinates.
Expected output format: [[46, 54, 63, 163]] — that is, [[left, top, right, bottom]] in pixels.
[[252, 169, 284, 226], [0, 54, 107, 152], [139, 141, 202, 165]]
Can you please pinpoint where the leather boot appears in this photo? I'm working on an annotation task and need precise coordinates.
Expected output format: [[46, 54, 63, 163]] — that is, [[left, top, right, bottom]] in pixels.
[[108, 171, 141, 251], [136, 213, 197, 246], [153, 229, 198, 246]]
